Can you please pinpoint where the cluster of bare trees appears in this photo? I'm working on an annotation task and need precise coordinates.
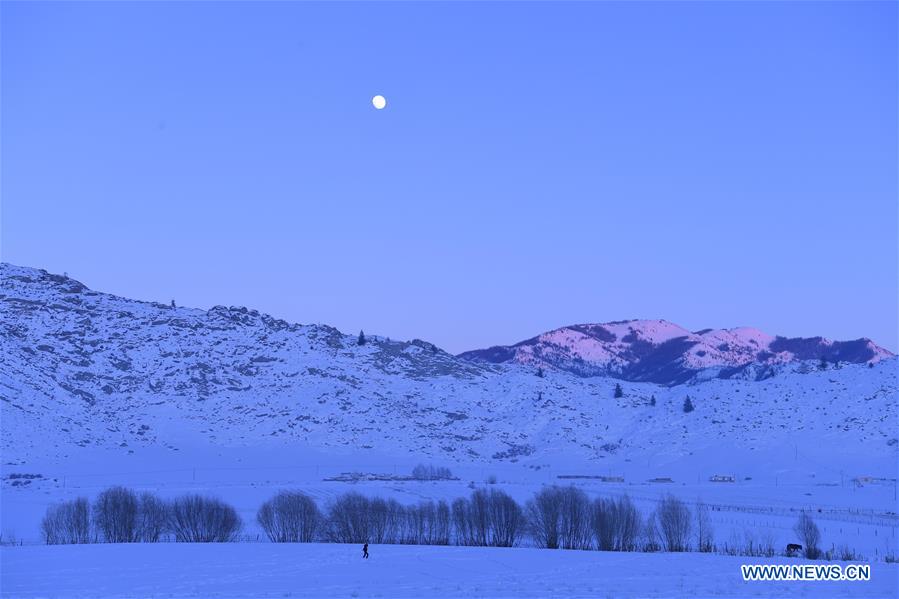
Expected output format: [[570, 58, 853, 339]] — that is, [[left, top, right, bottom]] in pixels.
[[410, 464, 455, 481], [41, 487, 241, 545], [528, 487, 658, 552], [314, 492, 454, 545], [404, 499, 451, 545], [41, 497, 91, 545], [655, 494, 692, 552], [91, 486, 169, 543], [453, 489, 524, 547], [593, 495, 641, 551], [260, 488, 700, 552], [257, 491, 321, 543], [313, 488, 697, 553], [169, 495, 242, 542], [528, 486, 592, 549], [325, 493, 379, 543], [41, 485, 831, 561]]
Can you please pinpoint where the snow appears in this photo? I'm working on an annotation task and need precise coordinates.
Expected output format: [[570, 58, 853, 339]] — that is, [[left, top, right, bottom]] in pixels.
[[3, 441, 897, 562], [3, 543, 896, 598], [461, 317, 894, 381], [536, 328, 620, 363], [4, 262, 895, 469], [603, 319, 693, 345], [2, 263, 897, 597]]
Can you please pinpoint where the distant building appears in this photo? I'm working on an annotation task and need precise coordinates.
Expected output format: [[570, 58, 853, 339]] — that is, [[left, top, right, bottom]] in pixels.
[[709, 474, 736, 483]]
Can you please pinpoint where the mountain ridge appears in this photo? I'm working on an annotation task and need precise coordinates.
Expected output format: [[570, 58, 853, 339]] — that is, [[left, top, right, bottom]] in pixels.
[[2, 262, 896, 467], [458, 319, 891, 385]]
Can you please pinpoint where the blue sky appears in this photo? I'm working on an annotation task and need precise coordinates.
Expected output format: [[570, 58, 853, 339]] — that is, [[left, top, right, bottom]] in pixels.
[[2, 2, 896, 353]]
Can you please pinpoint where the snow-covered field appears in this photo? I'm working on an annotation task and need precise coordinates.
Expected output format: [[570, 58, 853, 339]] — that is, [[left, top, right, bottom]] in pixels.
[[3, 452, 897, 571], [3, 543, 897, 598]]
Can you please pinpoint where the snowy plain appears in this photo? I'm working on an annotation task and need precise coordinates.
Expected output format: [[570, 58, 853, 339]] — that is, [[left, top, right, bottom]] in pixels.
[[3, 543, 897, 598]]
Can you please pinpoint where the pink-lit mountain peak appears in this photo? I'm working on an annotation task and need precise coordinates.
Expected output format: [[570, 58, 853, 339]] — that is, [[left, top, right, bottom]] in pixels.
[[460, 319, 892, 384]]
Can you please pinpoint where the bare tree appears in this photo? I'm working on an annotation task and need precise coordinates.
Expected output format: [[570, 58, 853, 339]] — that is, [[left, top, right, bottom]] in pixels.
[[558, 487, 592, 550], [592, 496, 641, 551], [168, 495, 242, 542], [452, 489, 522, 547], [452, 490, 490, 546], [403, 499, 450, 545], [641, 512, 661, 552], [94, 486, 138, 543], [404, 501, 431, 545], [368, 497, 403, 544], [794, 512, 821, 559], [257, 491, 321, 543], [41, 498, 91, 545], [394, 501, 412, 544], [526, 487, 563, 549], [452, 497, 475, 546], [385, 498, 406, 544], [434, 500, 451, 545], [459, 489, 490, 546], [695, 500, 714, 552], [657, 495, 691, 552], [487, 489, 523, 547], [612, 495, 641, 551], [136, 492, 168, 542], [41, 505, 63, 545], [592, 498, 615, 551], [469, 489, 491, 546], [326, 493, 370, 543]]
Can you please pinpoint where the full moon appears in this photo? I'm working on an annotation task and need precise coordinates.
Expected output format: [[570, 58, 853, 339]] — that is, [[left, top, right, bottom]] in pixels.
[[372, 95, 387, 110]]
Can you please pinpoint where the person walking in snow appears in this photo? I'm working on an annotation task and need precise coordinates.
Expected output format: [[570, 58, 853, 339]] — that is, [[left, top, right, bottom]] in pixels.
[[362, 543, 369, 559]]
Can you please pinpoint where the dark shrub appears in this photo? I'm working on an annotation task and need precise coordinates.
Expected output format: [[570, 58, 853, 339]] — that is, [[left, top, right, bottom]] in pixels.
[[794, 513, 821, 559]]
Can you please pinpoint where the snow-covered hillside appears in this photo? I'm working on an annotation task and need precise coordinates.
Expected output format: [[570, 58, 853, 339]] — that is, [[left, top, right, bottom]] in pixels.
[[1, 263, 896, 471], [459, 320, 892, 385]]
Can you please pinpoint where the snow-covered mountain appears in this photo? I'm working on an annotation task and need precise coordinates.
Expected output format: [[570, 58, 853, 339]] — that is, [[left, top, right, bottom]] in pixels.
[[1, 263, 896, 468], [458, 320, 892, 385]]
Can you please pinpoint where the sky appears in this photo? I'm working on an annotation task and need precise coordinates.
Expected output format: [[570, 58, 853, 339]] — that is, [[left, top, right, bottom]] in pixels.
[[2, 2, 896, 353]]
